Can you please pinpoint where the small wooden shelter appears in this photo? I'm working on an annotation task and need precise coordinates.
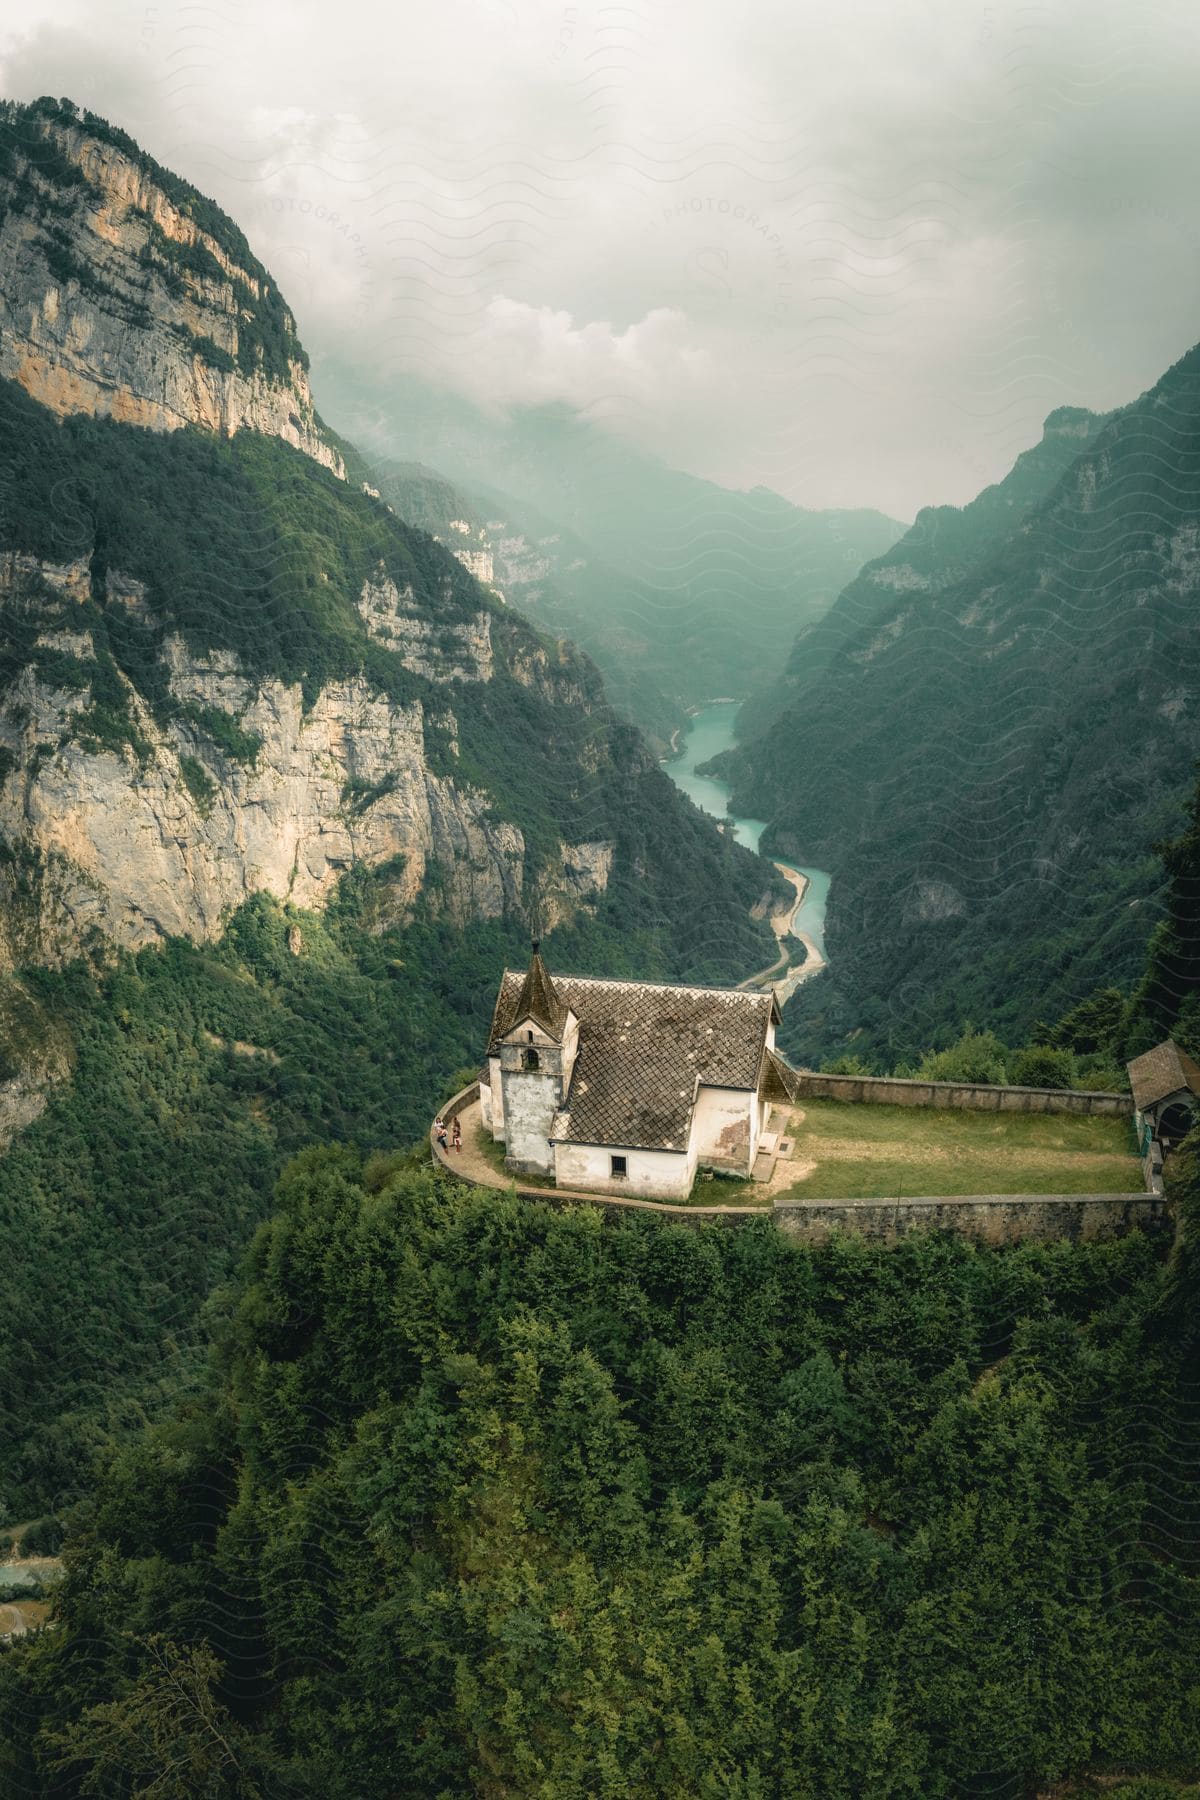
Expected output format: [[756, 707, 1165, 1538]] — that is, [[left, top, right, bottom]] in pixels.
[[1127, 1039, 1200, 1158]]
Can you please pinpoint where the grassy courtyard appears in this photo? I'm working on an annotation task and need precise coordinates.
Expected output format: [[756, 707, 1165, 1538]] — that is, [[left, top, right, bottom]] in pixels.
[[767, 1099, 1142, 1200], [453, 1099, 1142, 1208]]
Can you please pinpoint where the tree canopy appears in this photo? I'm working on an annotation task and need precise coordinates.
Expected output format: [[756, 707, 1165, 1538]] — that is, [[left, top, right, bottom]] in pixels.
[[3, 1155, 1197, 1797]]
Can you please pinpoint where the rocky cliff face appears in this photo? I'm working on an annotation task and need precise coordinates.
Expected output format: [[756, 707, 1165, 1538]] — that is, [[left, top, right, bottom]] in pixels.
[[0, 99, 342, 474], [0, 102, 622, 965], [0, 553, 613, 961], [0, 96, 779, 1026]]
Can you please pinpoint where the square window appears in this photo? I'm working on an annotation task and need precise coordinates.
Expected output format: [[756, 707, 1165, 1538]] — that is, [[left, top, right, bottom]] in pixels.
[[611, 1154, 628, 1179]]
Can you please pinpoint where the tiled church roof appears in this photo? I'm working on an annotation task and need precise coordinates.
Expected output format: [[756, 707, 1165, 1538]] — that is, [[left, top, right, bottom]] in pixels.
[[489, 969, 778, 1151]]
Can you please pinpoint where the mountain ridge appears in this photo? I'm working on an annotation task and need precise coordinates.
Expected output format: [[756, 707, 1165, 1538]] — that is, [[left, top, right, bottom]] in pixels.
[[0, 97, 343, 473], [0, 96, 777, 987], [0, 98, 784, 1497], [720, 402, 1113, 743], [720, 344, 1200, 1064]]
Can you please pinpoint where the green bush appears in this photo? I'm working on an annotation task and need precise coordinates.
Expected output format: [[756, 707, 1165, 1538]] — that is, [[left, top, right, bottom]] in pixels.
[[1, 1159, 1195, 1796], [187, 333, 237, 375], [916, 1028, 1009, 1085], [1009, 1043, 1077, 1089], [20, 1516, 62, 1556], [178, 754, 216, 813], [180, 705, 261, 768]]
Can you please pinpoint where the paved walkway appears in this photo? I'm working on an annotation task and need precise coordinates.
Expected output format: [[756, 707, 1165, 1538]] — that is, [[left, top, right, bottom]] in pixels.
[[437, 1099, 504, 1187]]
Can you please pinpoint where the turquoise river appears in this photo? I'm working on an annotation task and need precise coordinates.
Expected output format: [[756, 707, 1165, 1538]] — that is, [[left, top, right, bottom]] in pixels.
[[664, 701, 830, 979]]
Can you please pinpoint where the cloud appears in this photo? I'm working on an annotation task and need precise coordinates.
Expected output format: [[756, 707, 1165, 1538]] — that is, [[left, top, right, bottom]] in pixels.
[[2, 0, 1200, 516], [435, 297, 713, 422]]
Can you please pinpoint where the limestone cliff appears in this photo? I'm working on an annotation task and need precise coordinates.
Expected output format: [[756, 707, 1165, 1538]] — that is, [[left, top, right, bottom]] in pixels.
[[0, 101, 617, 964], [0, 553, 614, 960], [0, 97, 779, 1024], [0, 99, 343, 474]]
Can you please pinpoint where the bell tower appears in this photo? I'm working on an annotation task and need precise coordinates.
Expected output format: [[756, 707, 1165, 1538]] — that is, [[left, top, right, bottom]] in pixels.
[[499, 943, 577, 1176]]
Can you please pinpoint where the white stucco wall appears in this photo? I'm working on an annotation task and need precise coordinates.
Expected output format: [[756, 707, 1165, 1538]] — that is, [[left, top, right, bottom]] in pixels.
[[488, 1055, 504, 1137], [502, 1067, 560, 1174], [480, 1078, 493, 1130], [554, 1140, 695, 1200], [690, 1085, 756, 1172]]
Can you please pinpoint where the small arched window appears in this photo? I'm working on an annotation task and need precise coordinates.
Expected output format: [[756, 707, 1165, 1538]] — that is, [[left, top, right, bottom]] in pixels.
[[522, 1047, 540, 1072]]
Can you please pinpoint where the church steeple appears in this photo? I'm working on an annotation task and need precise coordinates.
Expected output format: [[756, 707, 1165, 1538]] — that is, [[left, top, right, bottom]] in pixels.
[[513, 940, 567, 1040]]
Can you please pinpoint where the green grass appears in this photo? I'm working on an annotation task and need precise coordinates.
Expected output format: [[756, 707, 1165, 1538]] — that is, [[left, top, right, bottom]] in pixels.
[[686, 1173, 771, 1208], [771, 1098, 1143, 1199]]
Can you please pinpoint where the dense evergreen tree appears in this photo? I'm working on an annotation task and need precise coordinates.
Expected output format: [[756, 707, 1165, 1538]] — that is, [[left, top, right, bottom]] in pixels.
[[1132, 774, 1200, 1054], [0, 852, 778, 1519], [2, 1156, 1196, 1796]]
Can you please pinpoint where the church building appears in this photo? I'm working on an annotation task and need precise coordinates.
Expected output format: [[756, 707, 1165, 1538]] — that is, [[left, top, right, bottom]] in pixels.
[[480, 946, 792, 1200]]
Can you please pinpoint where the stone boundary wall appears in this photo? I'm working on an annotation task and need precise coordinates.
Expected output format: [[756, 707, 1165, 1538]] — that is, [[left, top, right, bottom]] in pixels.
[[774, 1193, 1167, 1246], [789, 1070, 1132, 1117], [432, 1083, 1168, 1243], [431, 1080, 480, 1140], [1142, 1138, 1165, 1196], [522, 1186, 761, 1226]]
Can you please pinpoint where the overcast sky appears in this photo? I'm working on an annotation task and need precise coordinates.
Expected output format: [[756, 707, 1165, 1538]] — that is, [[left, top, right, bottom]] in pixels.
[[4, 0, 1200, 517]]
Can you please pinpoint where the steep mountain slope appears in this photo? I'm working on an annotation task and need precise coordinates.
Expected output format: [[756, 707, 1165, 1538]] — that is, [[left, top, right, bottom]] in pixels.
[[0, 97, 341, 473], [369, 459, 692, 744], [0, 98, 780, 1506], [0, 100, 776, 978], [732, 405, 1111, 734], [321, 361, 904, 718], [721, 347, 1200, 1065]]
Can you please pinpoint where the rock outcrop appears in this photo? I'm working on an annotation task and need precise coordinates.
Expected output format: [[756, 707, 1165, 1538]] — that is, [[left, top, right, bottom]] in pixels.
[[0, 555, 618, 958], [0, 101, 780, 1010], [0, 100, 343, 474], [0, 103, 613, 963], [357, 570, 494, 682]]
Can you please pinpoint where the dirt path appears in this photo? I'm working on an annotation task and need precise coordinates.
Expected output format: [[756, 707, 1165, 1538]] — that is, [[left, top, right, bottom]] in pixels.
[[440, 1100, 506, 1189], [0, 1601, 36, 1638]]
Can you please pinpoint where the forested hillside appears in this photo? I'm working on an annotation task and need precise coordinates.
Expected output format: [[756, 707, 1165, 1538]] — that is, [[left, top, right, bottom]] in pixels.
[[0, 100, 779, 1513], [2, 1151, 1197, 1796], [372, 459, 692, 745], [718, 346, 1200, 1067], [0, 84, 1198, 1800], [324, 360, 905, 723], [730, 404, 1110, 735], [0, 871, 751, 1517]]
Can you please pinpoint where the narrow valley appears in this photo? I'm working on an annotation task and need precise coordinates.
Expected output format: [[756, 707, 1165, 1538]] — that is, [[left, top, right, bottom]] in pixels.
[[663, 699, 830, 997]]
